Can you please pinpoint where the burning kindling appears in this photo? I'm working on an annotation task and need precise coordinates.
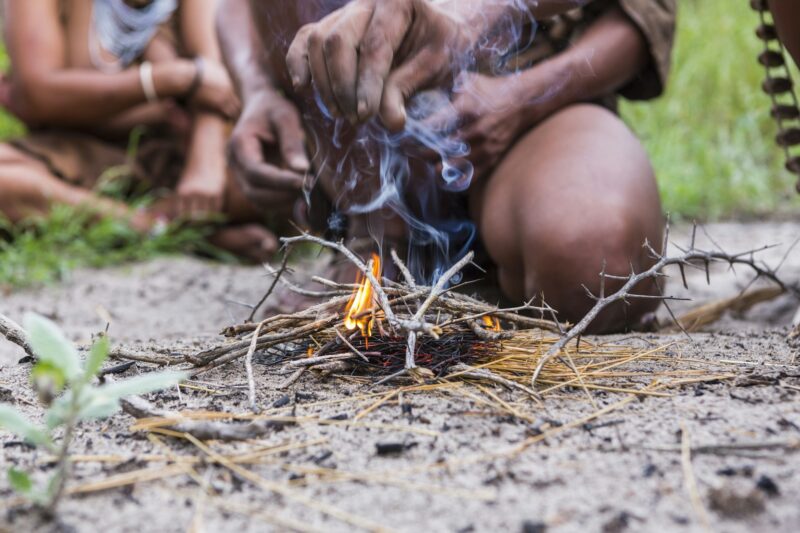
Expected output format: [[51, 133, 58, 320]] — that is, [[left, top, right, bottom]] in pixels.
[[175, 224, 799, 408]]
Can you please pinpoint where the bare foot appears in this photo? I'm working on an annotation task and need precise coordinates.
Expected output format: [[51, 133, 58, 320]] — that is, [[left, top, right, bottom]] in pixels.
[[208, 224, 279, 263]]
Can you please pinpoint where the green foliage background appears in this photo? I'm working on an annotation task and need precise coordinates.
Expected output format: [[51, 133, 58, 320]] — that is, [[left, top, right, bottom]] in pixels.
[[620, 0, 800, 219]]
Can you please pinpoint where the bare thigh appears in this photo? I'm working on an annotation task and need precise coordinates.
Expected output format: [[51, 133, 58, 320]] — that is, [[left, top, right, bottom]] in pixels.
[[471, 104, 664, 332]]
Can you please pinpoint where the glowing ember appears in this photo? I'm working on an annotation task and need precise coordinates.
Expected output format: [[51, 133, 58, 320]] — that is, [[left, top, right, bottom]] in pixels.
[[344, 254, 382, 340], [482, 315, 502, 332]]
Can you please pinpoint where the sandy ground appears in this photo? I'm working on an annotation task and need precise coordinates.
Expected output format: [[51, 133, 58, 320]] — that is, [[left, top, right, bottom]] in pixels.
[[1, 222, 799, 533]]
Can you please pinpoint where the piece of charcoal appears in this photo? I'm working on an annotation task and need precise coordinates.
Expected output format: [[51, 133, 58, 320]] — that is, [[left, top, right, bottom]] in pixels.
[[643, 464, 658, 478], [313, 450, 334, 464], [99, 361, 135, 378], [521, 520, 546, 533], [375, 441, 418, 456], [272, 395, 291, 408], [716, 466, 754, 478], [602, 512, 633, 533], [756, 475, 780, 497], [295, 391, 317, 402]]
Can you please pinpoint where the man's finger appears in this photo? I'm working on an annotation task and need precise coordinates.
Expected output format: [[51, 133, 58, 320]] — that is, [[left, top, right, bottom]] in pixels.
[[286, 25, 314, 88], [380, 49, 440, 132], [272, 110, 310, 173], [325, 3, 372, 122], [231, 135, 305, 191], [307, 28, 340, 118], [355, 0, 414, 122]]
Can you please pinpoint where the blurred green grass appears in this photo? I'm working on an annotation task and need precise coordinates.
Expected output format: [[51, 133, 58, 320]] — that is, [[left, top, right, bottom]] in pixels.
[[620, 0, 800, 219]]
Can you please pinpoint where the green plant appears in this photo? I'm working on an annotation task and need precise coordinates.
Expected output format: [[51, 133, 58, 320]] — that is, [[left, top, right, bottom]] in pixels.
[[0, 205, 234, 289], [0, 313, 186, 514]]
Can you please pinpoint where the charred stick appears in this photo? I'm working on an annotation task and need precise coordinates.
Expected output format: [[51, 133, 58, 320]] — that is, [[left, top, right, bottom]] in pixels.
[[308, 361, 354, 374]]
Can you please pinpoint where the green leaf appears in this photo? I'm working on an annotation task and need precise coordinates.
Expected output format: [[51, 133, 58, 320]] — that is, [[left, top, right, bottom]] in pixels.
[[8, 468, 33, 496], [75, 393, 121, 421], [24, 313, 82, 382], [84, 335, 110, 379], [0, 404, 50, 446], [97, 371, 186, 401]]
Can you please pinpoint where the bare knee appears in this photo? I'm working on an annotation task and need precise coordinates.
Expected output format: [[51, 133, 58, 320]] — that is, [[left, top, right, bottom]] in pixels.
[[520, 216, 660, 332]]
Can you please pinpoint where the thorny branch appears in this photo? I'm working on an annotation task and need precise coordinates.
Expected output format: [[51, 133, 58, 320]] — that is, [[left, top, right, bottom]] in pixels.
[[531, 223, 800, 387]]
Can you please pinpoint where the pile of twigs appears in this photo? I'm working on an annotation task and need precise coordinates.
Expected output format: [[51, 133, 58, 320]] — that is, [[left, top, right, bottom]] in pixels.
[[181, 233, 564, 408], [173, 225, 799, 412]]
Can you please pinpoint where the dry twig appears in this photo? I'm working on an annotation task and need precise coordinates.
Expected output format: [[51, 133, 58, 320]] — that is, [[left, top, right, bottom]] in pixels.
[[120, 396, 282, 441], [0, 312, 34, 358]]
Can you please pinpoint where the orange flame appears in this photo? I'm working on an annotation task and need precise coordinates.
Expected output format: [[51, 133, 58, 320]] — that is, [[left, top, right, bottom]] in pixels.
[[482, 315, 502, 332], [344, 254, 382, 339]]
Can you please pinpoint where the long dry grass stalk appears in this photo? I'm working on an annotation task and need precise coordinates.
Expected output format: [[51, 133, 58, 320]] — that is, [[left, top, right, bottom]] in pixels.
[[680, 421, 713, 532]]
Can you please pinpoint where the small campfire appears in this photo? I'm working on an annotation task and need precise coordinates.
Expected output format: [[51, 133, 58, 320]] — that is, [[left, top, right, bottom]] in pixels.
[[185, 233, 561, 382], [172, 226, 797, 412], [181, 233, 671, 409]]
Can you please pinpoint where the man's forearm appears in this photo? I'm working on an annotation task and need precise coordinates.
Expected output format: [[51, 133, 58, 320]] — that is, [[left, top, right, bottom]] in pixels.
[[8, 63, 194, 128], [217, 0, 278, 103], [514, 6, 648, 125], [442, 0, 594, 45]]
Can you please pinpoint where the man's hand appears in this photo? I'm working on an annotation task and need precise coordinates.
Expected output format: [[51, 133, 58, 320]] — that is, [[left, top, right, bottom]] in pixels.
[[190, 59, 242, 120], [228, 90, 310, 205], [286, 0, 474, 132], [425, 71, 560, 182]]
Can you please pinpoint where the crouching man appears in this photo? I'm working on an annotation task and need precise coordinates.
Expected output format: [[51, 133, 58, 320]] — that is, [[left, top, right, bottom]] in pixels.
[[218, 0, 676, 332]]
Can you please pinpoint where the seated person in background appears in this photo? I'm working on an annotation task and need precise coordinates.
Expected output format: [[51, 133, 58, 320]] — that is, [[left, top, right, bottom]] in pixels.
[[218, 0, 676, 332], [0, 0, 294, 261]]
